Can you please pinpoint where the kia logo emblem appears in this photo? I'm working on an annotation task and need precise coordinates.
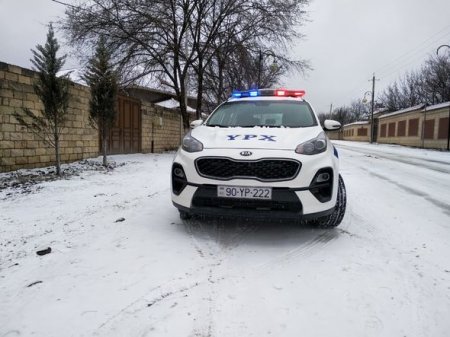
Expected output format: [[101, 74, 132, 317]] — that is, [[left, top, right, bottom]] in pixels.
[[240, 151, 252, 156]]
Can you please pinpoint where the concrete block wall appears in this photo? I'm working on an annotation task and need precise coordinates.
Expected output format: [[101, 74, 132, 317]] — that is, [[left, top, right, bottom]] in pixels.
[[330, 105, 449, 150], [423, 108, 449, 149], [326, 130, 343, 140], [0, 62, 99, 172], [378, 110, 422, 147], [377, 107, 449, 149], [141, 101, 186, 153], [342, 123, 370, 142]]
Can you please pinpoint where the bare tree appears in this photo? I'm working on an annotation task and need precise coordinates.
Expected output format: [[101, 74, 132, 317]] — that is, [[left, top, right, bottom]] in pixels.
[[62, 0, 311, 123], [319, 100, 368, 128], [64, 0, 198, 128], [332, 106, 353, 126], [201, 0, 311, 107], [395, 71, 426, 107], [422, 54, 450, 104], [380, 53, 450, 111], [188, 0, 242, 117], [317, 112, 327, 126], [380, 82, 402, 112], [319, 106, 353, 127], [349, 99, 369, 121]]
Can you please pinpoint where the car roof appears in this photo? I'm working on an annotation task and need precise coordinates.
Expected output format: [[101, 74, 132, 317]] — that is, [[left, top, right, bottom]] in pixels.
[[226, 88, 308, 103], [227, 96, 306, 103]]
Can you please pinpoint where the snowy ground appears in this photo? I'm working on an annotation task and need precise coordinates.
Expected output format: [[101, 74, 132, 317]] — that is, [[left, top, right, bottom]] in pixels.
[[1, 142, 449, 337]]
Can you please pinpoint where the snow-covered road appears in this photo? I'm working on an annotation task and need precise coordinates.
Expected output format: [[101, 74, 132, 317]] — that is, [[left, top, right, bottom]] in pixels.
[[1, 142, 449, 337]]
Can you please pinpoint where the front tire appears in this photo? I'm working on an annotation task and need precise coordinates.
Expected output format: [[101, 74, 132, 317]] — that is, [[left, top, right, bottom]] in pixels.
[[179, 210, 191, 220], [312, 174, 346, 228]]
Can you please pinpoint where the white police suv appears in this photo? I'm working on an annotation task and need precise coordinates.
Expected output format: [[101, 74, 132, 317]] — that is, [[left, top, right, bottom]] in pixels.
[[171, 89, 346, 227]]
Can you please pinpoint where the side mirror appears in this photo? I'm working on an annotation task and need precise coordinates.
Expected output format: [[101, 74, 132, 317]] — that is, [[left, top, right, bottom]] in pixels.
[[190, 119, 203, 129], [323, 119, 341, 131]]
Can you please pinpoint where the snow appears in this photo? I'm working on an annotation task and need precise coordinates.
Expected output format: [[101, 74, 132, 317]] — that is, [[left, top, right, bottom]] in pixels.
[[156, 98, 196, 113], [57, 68, 86, 85], [373, 100, 450, 119], [378, 104, 425, 119], [1, 144, 450, 337], [344, 121, 369, 127], [425, 101, 450, 111]]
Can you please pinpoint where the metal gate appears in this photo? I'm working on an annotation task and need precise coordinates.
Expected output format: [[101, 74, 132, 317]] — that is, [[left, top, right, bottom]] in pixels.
[[106, 96, 141, 154]]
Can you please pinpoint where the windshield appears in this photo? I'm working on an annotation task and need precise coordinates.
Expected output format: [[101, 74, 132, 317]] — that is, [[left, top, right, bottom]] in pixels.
[[206, 100, 317, 128]]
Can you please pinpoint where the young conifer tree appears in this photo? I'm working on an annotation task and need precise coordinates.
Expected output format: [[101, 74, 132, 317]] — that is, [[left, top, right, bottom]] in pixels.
[[83, 36, 119, 166], [13, 23, 70, 176]]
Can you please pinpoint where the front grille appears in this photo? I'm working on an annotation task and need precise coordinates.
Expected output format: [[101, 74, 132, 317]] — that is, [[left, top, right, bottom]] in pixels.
[[195, 157, 301, 181], [192, 186, 302, 213]]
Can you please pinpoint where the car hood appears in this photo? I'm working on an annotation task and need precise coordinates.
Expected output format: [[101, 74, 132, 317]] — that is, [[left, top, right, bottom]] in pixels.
[[191, 125, 323, 150]]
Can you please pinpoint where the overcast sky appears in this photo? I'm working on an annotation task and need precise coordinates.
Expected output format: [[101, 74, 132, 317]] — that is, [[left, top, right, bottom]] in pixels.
[[1, 0, 450, 114]]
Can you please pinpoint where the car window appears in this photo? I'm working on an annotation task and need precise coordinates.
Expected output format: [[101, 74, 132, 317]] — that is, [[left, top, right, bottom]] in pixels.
[[206, 101, 317, 127]]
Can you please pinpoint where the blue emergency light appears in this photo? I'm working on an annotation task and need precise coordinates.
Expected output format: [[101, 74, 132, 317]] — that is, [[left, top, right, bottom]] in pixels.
[[231, 90, 259, 98], [231, 89, 305, 98]]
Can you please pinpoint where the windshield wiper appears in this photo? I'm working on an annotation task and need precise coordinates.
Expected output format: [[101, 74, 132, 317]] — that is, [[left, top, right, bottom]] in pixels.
[[206, 124, 227, 127], [245, 125, 282, 128]]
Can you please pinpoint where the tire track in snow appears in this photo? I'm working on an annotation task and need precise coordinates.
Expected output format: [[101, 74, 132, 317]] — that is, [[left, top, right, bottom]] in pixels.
[[181, 219, 346, 335], [367, 170, 450, 216], [346, 155, 450, 217], [254, 230, 340, 273], [183, 219, 229, 337], [181, 219, 259, 337], [94, 278, 204, 335], [184, 218, 259, 253], [336, 143, 450, 174], [92, 217, 220, 336]]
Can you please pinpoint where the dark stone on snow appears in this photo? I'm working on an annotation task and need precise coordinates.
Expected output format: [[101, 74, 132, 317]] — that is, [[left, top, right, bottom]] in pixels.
[[27, 281, 43, 287], [115, 217, 125, 223], [36, 247, 52, 256]]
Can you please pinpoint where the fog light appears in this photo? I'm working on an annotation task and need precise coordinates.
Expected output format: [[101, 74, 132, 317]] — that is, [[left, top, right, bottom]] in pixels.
[[316, 172, 330, 183], [310, 168, 333, 203], [172, 163, 187, 195], [174, 167, 185, 178]]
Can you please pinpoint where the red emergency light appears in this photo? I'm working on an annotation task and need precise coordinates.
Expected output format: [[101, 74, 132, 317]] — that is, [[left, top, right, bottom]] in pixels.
[[275, 89, 306, 97]]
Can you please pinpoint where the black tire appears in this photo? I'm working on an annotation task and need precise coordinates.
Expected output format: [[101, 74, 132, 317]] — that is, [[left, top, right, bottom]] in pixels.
[[313, 174, 347, 228], [179, 210, 191, 220]]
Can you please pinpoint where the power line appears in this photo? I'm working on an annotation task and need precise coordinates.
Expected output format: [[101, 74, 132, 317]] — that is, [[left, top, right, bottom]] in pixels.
[[333, 25, 450, 107], [49, 0, 80, 9], [377, 31, 450, 78], [374, 24, 450, 76]]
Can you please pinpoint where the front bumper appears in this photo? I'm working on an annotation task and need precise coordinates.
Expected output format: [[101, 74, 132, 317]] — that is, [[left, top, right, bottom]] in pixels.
[[171, 147, 339, 219]]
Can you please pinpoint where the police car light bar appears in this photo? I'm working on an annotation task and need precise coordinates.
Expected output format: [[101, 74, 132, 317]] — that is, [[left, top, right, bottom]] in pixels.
[[275, 89, 306, 97], [231, 89, 305, 98], [231, 90, 259, 98]]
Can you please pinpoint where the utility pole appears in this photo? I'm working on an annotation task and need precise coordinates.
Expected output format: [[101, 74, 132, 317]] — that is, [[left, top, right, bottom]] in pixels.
[[369, 73, 379, 144], [436, 44, 450, 151], [257, 50, 263, 88], [184, 37, 189, 120], [329, 103, 333, 119]]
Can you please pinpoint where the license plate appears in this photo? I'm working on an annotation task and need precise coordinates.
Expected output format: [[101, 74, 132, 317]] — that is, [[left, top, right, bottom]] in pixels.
[[217, 185, 272, 200]]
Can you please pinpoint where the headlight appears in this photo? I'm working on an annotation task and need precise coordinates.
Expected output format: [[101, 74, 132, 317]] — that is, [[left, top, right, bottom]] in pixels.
[[295, 131, 327, 155], [182, 132, 203, 152]]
